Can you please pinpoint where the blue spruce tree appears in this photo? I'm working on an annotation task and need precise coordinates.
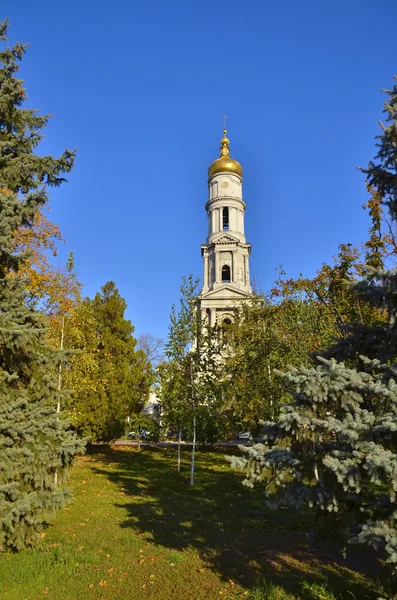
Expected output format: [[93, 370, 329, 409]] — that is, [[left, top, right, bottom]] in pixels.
[[230, 77, 397, 575], [0, 20, 84, 550]]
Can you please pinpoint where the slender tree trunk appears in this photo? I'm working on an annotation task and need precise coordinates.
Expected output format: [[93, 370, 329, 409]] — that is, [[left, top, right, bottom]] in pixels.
[[355, 293, 363, 324], [57, 316, 65, 414], [138, 435, 141, 452], [267, 358, 274, 418], [190, 412, 196, 486], [177, 427, 182, 472], [55, 316, 65, 486], [190, 361, 196, 486], [313, 440, 319, 482]]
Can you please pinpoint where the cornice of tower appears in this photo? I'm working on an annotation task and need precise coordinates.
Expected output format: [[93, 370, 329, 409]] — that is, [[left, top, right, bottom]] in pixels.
[[205, 196, 246, 213]]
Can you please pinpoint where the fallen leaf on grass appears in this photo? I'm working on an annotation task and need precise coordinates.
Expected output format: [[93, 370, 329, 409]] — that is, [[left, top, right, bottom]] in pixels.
[[98, 580, 108, 587]]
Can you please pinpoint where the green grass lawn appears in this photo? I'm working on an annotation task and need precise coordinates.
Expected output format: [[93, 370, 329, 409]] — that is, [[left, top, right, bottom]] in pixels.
[[0, 446, 384, 600]]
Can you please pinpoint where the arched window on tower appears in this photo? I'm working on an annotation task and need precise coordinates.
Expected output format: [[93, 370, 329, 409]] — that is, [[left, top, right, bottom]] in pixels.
[[222, 207, 229, 231], [221, 316, 234, 341], [222, 265, 231, 283]]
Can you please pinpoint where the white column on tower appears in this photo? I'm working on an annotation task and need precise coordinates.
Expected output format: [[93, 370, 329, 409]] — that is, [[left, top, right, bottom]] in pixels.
[[203, 252, 208, 289], [215, 251, 219, 284]]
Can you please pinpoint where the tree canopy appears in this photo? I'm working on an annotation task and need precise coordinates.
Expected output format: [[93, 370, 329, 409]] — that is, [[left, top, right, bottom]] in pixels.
[[63, 281, 152, 442]]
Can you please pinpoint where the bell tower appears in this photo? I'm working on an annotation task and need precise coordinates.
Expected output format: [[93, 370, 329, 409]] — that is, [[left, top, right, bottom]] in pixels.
[[199, 128, 252, 326]]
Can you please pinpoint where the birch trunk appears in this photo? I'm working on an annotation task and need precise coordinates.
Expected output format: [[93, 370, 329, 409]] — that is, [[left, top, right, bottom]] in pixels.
[[57, 316, 65, 414], [190, 360, 196, 486], [55, 317, 65, 486], [190, 413, 196, 486], [177, 428, 182, 472], [267, 358, 273, 417], [313, 440, 319, 482]]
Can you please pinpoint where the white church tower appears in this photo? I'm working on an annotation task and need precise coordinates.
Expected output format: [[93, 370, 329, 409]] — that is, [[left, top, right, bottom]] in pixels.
[[199, 128, 252, 326]]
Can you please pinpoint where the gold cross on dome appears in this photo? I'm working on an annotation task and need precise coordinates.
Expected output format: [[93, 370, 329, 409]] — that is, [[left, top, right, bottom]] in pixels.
[[222, 114, 228, 130]]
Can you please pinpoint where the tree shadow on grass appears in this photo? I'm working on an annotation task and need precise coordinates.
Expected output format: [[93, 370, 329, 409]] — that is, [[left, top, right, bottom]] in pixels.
[[88, 445, 382, 599]]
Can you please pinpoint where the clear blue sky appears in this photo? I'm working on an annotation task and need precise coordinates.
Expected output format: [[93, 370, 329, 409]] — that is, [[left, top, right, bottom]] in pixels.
[[5, 0, 397, 341]]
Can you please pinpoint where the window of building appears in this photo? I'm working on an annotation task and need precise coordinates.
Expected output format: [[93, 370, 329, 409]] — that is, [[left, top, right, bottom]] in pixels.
[[222, 207, 229, 231], [222, 265, 231, 283], [221, 316, 234, 341]]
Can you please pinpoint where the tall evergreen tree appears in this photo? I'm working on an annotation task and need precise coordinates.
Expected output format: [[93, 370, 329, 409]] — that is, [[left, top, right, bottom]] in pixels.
[[230, 77, 397, 576], [64, 282, 152, 441], [0, 20, 84, 550]]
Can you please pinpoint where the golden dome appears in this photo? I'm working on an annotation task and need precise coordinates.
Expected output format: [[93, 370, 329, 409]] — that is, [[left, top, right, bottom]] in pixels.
[[208, 128, 243, 179]]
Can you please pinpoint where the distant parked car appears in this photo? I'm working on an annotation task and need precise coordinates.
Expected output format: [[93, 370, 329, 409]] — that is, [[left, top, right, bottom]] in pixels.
[[126, 431, 136, 440], [237, 432, 252, 441]]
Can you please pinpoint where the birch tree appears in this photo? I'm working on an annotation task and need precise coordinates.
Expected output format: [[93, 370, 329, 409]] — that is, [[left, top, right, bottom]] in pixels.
[[162, 275, 223, 484]]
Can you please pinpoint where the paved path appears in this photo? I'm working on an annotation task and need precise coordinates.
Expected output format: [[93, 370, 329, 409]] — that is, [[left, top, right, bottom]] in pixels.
[[112, 439, 252, 448]]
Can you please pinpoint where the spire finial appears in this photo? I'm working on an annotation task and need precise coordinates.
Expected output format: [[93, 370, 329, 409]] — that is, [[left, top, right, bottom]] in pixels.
[[219, 116, 230, 157]]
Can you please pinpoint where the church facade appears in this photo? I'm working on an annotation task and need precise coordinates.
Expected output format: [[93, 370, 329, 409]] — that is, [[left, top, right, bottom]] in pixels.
[[198, 128, 252, 325]]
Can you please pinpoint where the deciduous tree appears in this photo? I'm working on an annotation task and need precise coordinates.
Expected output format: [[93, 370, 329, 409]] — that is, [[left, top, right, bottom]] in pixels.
[[137, 333, 163, 368], [162, 275, 223, 482]]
